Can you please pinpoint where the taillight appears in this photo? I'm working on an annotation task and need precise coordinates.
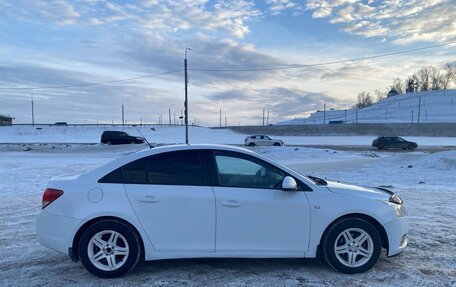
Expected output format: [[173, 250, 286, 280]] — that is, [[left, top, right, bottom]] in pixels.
[[42, 188, 64, 209]]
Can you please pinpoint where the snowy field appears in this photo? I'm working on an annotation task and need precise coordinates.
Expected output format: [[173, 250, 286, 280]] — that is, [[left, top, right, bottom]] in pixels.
[[1, 125, 455, 147], [0, 138, 455, 286]]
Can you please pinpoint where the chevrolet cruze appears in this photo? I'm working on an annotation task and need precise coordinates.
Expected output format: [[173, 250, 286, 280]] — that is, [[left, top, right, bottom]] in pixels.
[[36, 144, 408, 278]]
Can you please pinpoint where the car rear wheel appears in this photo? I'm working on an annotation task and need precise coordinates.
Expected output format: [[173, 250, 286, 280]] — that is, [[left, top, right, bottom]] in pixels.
[[248, 142, 256, 147], [79, 220, 141, 278], [106, 141, 112, 145], [323, 218, 381, 274]]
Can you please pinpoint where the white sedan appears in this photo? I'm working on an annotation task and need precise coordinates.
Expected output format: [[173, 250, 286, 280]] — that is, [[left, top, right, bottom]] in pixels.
[[36, 144, 408, 278], [245, 135, 284, 146]]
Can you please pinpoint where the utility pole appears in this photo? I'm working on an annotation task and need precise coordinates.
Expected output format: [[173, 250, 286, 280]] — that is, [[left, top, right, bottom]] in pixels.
[[168, 108, 171, 126], [356, 109, 358, 123], [225, 115, 227, 127], [267, 109, 269, 125], [219, 109, 222, 127], [262, 108, 265, 126], [31, 94, 35, 126], [323, 104, 326, 124], [174, 112, 176, 125], [122, 104, 125, 126], [184, 47, 191, 144], [344, 108, 347, 123]]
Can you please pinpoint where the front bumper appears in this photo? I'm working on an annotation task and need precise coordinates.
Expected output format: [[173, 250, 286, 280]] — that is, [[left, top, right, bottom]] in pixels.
[[36, 209, 82, 255], [383, 215, 409, 257]]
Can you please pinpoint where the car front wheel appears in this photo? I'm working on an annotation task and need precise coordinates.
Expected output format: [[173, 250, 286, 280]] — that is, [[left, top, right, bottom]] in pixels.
[[248, 142, 256, 147], [78, 220, 141, 278], [323, 218, 381, 274]]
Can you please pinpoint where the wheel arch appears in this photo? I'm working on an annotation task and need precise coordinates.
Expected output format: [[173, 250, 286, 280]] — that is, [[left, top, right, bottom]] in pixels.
[[318, 213, 389, 259], [71, 216, 145, 263]]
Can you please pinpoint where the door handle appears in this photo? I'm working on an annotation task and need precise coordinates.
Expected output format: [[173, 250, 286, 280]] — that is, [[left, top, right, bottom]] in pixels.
[[138, 195, 159, 203], [221, 200, 241, 207]]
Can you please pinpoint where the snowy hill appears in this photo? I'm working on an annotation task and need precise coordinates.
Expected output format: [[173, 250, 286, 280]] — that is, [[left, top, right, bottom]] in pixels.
[[278, 89, 456, 125]]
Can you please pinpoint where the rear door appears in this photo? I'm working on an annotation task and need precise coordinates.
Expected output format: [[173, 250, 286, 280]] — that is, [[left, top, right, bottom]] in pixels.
[[124, 150, 216, 252]]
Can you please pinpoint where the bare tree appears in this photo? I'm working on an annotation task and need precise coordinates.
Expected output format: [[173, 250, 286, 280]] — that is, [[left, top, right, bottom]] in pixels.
[[430, 66, 442, 90], [390, 78, 405, 94], [405, 75, 419, 93], [374, 89, 387, 101], [445, 63, 456, 85], [354, 91, 373, 109], [416, 66, 433, 91]]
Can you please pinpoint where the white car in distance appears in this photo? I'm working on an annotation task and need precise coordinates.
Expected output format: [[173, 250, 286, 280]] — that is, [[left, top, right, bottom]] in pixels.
[[245, 135, 284, 146], [36, 144, 408, 278]]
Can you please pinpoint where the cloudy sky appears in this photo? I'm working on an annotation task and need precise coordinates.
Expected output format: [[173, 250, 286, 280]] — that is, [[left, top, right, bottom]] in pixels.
[[0, 0, 455, 125]]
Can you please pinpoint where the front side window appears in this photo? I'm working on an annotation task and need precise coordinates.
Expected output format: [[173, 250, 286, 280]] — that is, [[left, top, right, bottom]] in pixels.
[[213, 152, 285, 189]]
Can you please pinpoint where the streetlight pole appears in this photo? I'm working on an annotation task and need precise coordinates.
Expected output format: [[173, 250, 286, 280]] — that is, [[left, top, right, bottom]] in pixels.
[[184, 48, 191, 144]]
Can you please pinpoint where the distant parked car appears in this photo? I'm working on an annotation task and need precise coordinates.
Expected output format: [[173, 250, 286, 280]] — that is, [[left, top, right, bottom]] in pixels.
[[245, 135, 284, 147], [372, 136, 417, 150], [53, 122, 68, 126], [101, 131, 145, 145]]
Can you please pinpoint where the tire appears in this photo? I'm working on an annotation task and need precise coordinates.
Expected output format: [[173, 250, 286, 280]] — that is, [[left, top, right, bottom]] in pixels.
[[273, 142, 281, 146], [323, 218, 381, 274], [78, 220, 141, 278], [407, 144, 415, 150], [248, 142, 256, 147], [106, 141, 112, 145]]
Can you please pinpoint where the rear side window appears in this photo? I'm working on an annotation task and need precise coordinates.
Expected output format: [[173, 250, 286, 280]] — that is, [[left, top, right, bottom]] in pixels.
[[148, 151, 204, 185], [122, 158, 148, 184], [99, 168, 124, 184]]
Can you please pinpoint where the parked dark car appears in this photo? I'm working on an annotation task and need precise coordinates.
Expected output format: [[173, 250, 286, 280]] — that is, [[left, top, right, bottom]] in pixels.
[[101, 131, 145, 145], [372, 136, 417, 150]]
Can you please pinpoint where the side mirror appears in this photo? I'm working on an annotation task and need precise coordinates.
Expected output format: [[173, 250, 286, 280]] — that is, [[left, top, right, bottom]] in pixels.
[[282, 176, 298, 191]]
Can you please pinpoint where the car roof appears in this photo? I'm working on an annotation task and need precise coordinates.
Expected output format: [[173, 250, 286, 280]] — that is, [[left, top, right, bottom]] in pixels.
[[84, 144, 256, 180]]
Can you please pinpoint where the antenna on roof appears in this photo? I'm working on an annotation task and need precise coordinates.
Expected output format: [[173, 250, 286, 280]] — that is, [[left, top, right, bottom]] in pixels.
[[136, 129, 153, 149]]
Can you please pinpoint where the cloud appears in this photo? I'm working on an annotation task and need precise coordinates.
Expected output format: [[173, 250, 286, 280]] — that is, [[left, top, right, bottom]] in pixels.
[[269, 0, 456, 44], [206, 87, 343, 121]]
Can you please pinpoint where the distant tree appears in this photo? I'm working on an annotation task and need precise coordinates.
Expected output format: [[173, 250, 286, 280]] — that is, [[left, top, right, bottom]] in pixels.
[[445, 63, 456, 86], [374, 89, 387, 101], [390, 78, 405, 94], [430, 66, 442, 90], [416, 66, 433, 91], [354, 91, 373, 109], [405, 75, 419, 93]]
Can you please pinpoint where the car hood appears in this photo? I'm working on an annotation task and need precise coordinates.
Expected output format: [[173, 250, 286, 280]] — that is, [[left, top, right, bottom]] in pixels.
[[325, 180, 393, 201]]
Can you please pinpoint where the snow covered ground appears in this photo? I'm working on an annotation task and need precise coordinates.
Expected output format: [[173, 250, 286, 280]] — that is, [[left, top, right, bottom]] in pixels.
[[1, 125, 455, 147], [0, 142, 455, 286]]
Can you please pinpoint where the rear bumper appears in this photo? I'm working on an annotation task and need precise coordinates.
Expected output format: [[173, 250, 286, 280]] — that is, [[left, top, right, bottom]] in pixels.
[[36, 210, 82, 255], [383, 216, 409, 257]]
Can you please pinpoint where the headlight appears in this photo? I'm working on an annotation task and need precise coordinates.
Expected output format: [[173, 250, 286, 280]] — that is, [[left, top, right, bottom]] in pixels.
[[388, 202, 406, 217], [383, 194, 405, 217], [389, 194, 403, 205]]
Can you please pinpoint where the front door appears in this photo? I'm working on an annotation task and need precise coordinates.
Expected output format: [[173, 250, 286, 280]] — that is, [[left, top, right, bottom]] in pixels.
[[210, 151, 311, 254]]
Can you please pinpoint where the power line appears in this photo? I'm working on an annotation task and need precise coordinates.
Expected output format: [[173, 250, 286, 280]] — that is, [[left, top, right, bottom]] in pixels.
[[0, 41, 454, 91], [189, 41, 456, 72], [0, 69, 183, 91]]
